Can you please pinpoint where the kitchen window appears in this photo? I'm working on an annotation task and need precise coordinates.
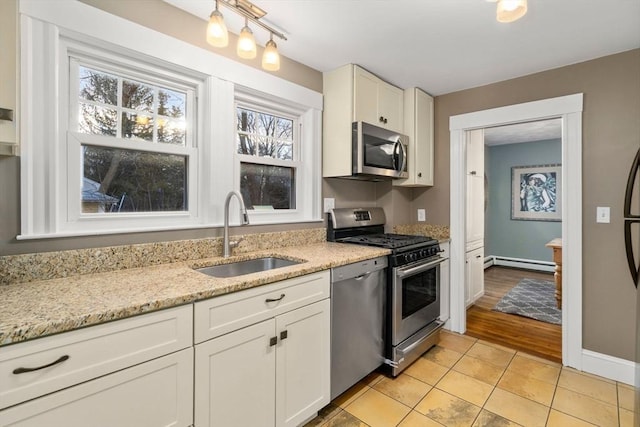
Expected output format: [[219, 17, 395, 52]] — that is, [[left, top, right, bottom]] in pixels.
[[71, 62, 193, 215], [18, 4, 322, 239], [236, 105, 298, 211]]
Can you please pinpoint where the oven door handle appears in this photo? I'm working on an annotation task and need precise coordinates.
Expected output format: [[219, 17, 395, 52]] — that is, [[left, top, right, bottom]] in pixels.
[[396, 257, 444, 278]]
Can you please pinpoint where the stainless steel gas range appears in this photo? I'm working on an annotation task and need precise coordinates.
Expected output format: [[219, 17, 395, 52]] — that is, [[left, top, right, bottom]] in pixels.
[[328, 207, 445, 376]]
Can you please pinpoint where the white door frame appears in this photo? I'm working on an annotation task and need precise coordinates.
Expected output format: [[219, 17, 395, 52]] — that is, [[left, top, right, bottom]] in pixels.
[[449, 94, 583, 369]]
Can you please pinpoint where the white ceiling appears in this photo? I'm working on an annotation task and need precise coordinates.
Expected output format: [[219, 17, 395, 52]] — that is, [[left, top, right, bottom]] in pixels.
[[484, 118, 561, 145], [165, 0, 640, 96]]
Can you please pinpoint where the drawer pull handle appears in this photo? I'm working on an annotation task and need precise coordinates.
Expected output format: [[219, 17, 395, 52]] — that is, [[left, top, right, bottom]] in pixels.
[[13, 355, 70, 374], [265, 294, 285, 303], [269, 336, 278, 347], [280, 330, 288, 340]]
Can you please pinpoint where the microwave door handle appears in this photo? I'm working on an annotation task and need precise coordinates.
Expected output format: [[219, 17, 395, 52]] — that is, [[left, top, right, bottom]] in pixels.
[[393, 140, 406, 172], [398, 141, 407, 173]]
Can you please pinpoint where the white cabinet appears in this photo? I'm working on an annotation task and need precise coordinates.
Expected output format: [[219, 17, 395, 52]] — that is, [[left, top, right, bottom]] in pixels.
[[0, 306, 194, 427], [1, 349, 193, 427], [465, 247, 484, 307], [323, 64, 404, 177], [194, 272, 331, 427], [394, 88, 434, 187], [439, 242, 450, 324], [353, 66, 404, 132], [466, 129, 485, 249]]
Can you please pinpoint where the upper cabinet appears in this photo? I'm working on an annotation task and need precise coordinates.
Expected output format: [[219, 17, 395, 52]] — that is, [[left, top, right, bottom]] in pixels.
[[466, 129, 485, 248], [323, 64, 404, 178], [353, 66, 404, 133], [394, 88, 434, 187]]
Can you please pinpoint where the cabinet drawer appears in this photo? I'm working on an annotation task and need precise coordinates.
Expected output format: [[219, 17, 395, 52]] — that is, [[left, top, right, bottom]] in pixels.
[[194, 271, 329, 343], [0, 305, 192, 410], [1, 348, 193, 427]]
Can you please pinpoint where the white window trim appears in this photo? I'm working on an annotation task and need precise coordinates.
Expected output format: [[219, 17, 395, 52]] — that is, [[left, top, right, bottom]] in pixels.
[[18, 0, 322, 239]]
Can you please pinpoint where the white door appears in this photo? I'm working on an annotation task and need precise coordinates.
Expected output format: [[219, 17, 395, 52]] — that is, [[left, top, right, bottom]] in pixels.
[[275, 300, 330, 427], [194, 319, 276, 427]]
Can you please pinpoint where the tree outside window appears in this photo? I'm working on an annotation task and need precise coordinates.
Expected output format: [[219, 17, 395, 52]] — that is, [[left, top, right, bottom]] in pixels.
[[236, 106, 296, 210], [77, 65, 190, 213]]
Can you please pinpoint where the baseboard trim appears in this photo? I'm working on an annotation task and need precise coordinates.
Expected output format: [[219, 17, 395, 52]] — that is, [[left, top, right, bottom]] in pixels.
[[485, 255, 555, 273], [581, 349, 635, 385]]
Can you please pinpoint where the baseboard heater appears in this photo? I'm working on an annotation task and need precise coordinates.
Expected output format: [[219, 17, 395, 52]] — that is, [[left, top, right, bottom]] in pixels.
[[484, 255, 555, 273]]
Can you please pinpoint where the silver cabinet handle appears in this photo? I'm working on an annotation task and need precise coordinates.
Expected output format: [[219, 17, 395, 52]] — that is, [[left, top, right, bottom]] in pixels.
[[13, 355, 70, 374]]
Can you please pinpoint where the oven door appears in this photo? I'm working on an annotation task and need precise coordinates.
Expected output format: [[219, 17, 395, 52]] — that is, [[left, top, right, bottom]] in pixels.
[[391, 257, 443, 346]]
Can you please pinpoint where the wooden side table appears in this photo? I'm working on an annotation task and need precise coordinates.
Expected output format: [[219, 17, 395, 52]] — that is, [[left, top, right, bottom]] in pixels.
[[546, 238, 562, 309]]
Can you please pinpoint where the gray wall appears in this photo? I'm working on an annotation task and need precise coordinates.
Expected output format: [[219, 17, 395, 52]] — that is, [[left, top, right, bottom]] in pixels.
[[413, 49, 640, 361], [485, 139, 562, 262]]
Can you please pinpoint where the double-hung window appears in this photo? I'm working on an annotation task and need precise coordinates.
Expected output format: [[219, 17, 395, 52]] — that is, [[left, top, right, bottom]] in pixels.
[[235, 103, 299, 211], [70, 60, 194, 215]]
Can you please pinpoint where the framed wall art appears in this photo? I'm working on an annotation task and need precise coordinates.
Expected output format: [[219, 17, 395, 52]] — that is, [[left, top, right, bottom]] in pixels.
[[512, 164, 561, 221]]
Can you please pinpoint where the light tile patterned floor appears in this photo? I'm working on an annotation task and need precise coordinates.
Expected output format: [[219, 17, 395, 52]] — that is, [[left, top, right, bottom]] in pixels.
[[304, 331, 636, 427]]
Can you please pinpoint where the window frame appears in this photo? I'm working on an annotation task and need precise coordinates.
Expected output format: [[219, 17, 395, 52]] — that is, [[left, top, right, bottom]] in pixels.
[[67, 55, 198, 222], [235, 97, 302, 213]]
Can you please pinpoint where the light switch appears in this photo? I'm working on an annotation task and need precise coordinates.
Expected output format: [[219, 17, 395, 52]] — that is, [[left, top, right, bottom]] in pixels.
[[596, 206, 610, 223], [417, 209, 426, 222], [323, 198, 335, 213]]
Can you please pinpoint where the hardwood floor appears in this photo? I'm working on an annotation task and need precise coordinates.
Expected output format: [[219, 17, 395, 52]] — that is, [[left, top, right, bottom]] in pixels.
[[465, 266, 562, 363]]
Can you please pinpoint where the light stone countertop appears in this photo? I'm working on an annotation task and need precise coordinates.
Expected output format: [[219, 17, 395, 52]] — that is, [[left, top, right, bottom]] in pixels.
[[0, 242, 389, 347]]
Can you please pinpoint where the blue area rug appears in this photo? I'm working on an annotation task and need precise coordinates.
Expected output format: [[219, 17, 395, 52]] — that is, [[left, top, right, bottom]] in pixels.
[[493, 278, 561, 325]]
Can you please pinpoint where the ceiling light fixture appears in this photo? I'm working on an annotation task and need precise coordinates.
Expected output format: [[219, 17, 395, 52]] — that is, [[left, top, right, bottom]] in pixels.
[[487, 0, 528, 23], [205, 0, 287, 72], [206, 1, 229, 47]]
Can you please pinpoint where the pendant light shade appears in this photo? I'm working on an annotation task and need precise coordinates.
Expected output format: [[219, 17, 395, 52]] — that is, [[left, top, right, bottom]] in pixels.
[[237, 20, 257, 59], [262, 37, 280, 71], [496, 0, 528, 23], [207, 9, 229, 47], [204, 0, 287, 70]]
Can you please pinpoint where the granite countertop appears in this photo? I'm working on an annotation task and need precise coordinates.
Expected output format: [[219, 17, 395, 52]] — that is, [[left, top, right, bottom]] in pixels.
[[393, 223, 450, 242], [0, 242, 389, 347]]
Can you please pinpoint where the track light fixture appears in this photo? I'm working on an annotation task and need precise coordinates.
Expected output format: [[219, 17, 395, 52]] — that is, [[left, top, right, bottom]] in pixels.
[[206, 0, 287, 72], [487, 0, 528, 23]]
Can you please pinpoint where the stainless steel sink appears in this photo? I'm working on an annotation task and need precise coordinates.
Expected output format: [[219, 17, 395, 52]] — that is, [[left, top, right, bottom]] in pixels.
[[195, 257, 302, 278]]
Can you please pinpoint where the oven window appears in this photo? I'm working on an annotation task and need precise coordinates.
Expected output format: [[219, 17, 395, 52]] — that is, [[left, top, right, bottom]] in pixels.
[[402, 266, 438, 318]]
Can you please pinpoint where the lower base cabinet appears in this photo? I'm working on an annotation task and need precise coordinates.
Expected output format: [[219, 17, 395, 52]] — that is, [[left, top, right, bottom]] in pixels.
[[465, 247, 485, 307], [1, 348, 194, 427], [195, 299, 330, 427]]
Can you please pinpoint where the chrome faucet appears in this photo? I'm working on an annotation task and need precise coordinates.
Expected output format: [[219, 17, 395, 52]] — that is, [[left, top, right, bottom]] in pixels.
[[223, 190, 250, 257]]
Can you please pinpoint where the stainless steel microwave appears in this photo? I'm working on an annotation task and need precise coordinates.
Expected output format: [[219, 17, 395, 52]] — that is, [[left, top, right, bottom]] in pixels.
[[352, 121, 408, 179]]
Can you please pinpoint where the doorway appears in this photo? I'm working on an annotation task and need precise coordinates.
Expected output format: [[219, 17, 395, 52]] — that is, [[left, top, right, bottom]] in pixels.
[[467, 120, 563, 362], [448, 94, 583, 369]]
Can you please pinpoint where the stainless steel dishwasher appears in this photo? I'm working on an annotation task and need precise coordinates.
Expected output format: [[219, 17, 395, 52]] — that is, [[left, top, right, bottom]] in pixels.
[[330, 256, 388, 400]]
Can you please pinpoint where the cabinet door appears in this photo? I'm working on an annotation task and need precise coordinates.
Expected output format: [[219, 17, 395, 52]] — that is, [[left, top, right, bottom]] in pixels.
[[466, 129, 485, 246], [412, 89, 433, 185], [378, 82, 404, 133], [275, 299, 330, 427], [395, 88, 434, 187], [195, 320, 276, 427], [353, 67, 379, 125], [466, 174, 485, 245], [465, 247, 484, 307], [1, 349, 193, 427]]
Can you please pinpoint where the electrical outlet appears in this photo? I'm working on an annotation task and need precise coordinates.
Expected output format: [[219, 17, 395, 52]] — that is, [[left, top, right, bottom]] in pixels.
[[323, 198, 335, 213], [596, 206, 610, 223], [417, 209, 426, 222]]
